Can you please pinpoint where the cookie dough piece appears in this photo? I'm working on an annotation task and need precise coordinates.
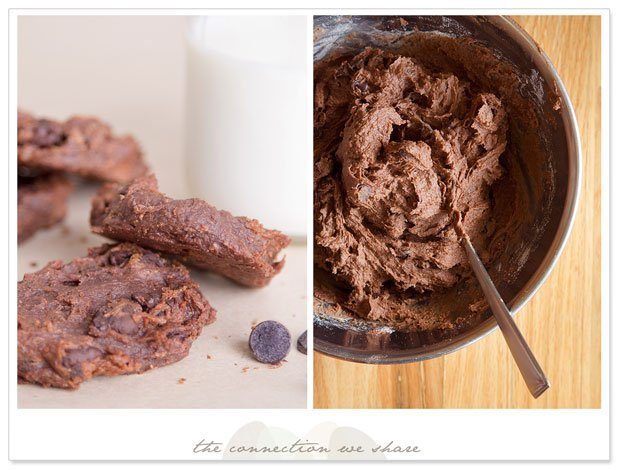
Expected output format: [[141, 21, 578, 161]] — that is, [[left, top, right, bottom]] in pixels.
[[18, 243, 215, 389], [18, 111, 148, 183], [90, 175, 290, 287], [18, 173, 73, 243]]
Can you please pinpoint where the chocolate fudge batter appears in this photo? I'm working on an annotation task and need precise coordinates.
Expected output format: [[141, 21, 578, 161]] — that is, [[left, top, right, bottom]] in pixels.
[[315, 44, 545, 332]]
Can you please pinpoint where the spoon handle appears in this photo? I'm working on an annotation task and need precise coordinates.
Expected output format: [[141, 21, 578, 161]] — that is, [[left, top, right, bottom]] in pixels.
[[462, 237, 550, 398]]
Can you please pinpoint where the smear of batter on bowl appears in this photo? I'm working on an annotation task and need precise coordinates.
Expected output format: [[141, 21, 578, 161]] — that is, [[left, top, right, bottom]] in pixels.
[[314, 43, 545, 333]]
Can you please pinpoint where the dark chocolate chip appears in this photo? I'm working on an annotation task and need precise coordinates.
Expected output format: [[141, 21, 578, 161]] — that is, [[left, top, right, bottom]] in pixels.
[[108, 250, 132, 267], [18, 167, 47, 178], [167, 331, 188, 342], [140, 251, 166, 267], [110, 315, 139, 335], [90, 301, 141, 336], [118, 183, 130, 196], [32, 119, 65, 147], [248, 321, 291, 364], [62, 346, 102, 368], [353, 79, 369, 93], [408, 91, 430, 107], [296, 331, 307, 355], [131, 293, 160, 310]]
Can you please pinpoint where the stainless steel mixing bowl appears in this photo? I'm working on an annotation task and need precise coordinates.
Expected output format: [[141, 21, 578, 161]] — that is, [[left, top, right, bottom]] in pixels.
[[313, 15, 581, 364]]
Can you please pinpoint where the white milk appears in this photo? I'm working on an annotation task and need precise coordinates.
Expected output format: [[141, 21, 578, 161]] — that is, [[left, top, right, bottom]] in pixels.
[[185, 16, 307, 238]]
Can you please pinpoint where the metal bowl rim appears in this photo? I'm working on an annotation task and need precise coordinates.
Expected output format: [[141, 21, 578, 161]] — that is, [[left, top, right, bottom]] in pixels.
[[313, 15, 583, 364]]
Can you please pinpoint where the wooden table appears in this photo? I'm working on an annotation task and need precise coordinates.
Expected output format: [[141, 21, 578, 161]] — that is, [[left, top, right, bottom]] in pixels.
[[314, 16, 602, 409]]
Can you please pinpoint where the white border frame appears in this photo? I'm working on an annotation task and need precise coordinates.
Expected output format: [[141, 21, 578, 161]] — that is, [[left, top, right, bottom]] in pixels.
[[3, 2, 611, 462]]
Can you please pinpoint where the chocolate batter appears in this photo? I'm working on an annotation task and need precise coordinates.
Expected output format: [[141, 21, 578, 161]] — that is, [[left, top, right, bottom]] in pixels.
[[314, 43, 545, 332]]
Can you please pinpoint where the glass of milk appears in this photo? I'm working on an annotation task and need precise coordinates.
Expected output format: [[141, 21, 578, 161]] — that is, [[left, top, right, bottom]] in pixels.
[[185, 15, 308, 240]]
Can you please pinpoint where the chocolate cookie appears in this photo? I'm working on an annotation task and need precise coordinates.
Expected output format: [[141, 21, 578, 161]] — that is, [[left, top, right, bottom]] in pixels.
[[18, 243, 215, 389], [90, 175, 290, 287], [18, 111, 148, 183], [18, 173, 73, 243]]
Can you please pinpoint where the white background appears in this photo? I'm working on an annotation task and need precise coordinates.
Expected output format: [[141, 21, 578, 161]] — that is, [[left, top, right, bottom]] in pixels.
[[2, 0, 614, 467], [18, 15, 187, 197]]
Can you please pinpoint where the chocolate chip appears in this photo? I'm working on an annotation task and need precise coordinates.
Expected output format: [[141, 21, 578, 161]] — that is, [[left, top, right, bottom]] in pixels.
[[390, 123, 406, 142], [416, 297, 430, 307], [353, 79, 369, 93], [62, 346, 102, 368], [118, 183, 130, 196], [108, 250, 132, 267], [248, 321, 291, 364], [408, 91, 429, 107], [90, 301, 141, 336], [131, 293, 160, 310], [32, 119, 65, 147], [61, 278, 80, 287], [296, 331, 307, 355], [140, 251, 166, 267], [109, 315, 139, 335], [167, 331, 188, 342]]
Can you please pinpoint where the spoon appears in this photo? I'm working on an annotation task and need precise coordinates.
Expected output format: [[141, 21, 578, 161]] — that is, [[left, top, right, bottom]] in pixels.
[[462, 236, 550, 398]]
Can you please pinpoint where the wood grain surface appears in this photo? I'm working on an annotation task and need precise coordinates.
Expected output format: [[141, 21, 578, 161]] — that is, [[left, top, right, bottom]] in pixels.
[[313, 16, 602, 409]]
